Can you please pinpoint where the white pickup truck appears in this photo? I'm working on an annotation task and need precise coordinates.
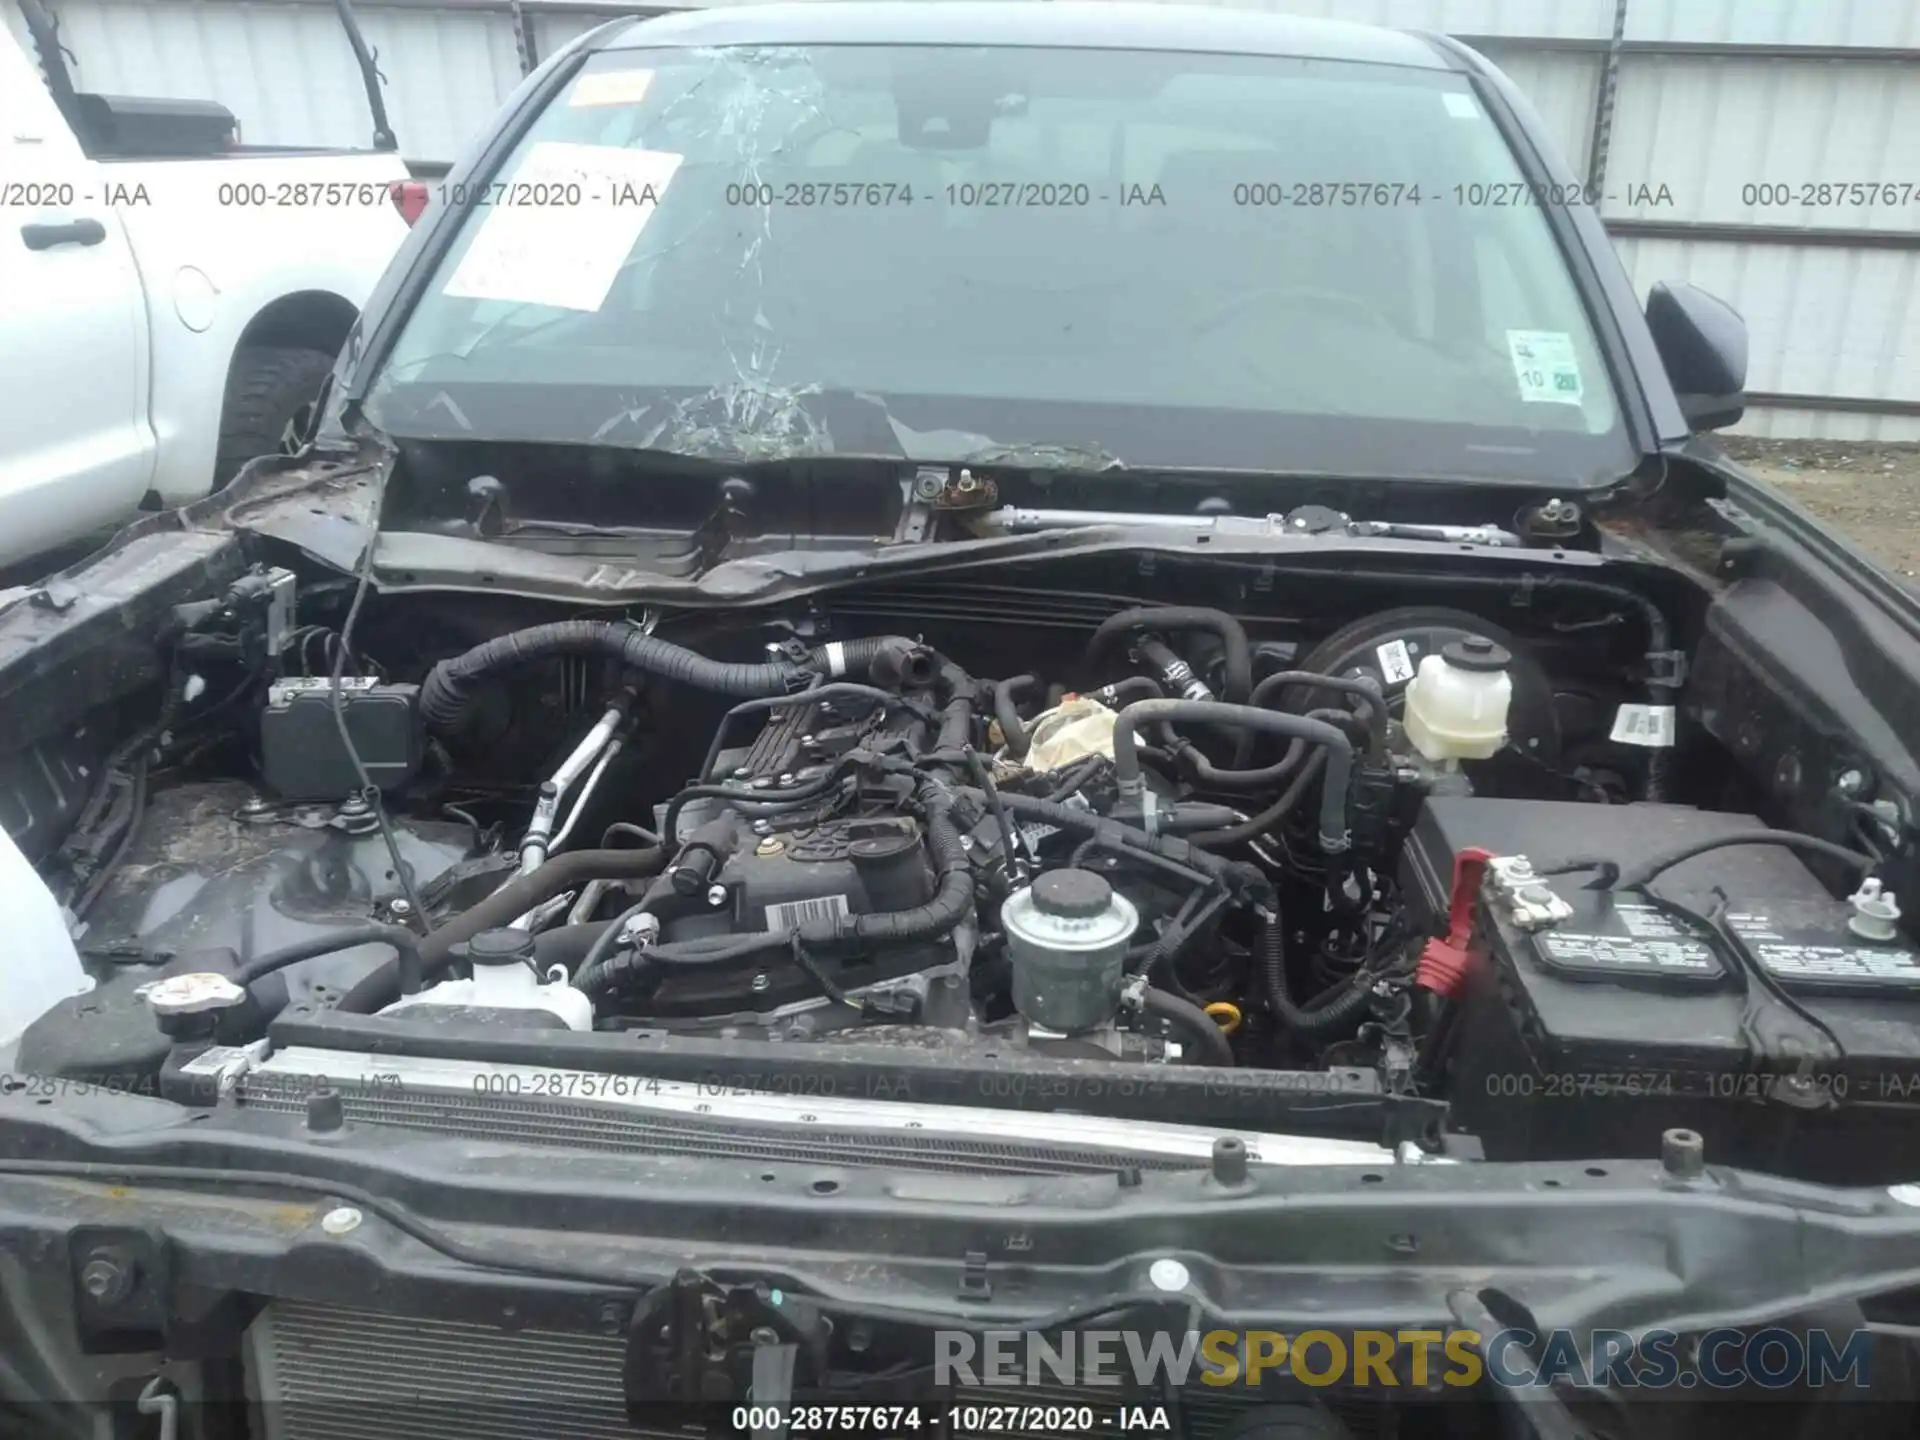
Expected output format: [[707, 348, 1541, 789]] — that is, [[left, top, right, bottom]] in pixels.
[[0, 2, 410, 572]]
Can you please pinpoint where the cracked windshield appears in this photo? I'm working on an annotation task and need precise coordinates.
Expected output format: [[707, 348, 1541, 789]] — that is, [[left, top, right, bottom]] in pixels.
[[369, 43, 1629, 480]]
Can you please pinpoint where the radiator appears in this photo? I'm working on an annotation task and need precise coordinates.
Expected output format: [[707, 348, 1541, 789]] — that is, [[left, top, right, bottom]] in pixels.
[[247, 1301, 1386, 1440]]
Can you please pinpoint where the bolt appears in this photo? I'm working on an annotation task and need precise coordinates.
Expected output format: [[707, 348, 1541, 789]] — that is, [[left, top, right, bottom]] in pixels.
[[1837, 768, 1868, 797], [1210, 1136, 1249, 1186], [751, 972, 771, 993], [321, 1206, 363, 1236], [778, 772, 795, 786], [733, 765, 754, 779], [799, 734, 815, 746], [1147, 1258, 1190, 1292], [79, 1254, 134, 1305], [239, 796, 271, 816], [707, 884, 728, 908], [340, 794, 369, 815], [389, 898, 413, 919], [752, 819, 772, 835], [1661, 1128, 1705, 1180]]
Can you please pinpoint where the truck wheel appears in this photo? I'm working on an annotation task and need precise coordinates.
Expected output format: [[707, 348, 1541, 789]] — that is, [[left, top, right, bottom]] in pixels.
[[213, 345, 337, 489]]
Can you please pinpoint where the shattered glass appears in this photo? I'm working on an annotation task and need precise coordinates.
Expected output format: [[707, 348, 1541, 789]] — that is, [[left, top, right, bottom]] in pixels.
[[362, 41, 1627, 477]]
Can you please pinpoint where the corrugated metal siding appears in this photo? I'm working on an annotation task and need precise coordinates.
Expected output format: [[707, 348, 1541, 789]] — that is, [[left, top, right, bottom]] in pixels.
[[15, 0, 1920, 435], [1613, 237, 1920, 440], [1603, 56, 1920, 227], [1627, 0, 1920, 47]]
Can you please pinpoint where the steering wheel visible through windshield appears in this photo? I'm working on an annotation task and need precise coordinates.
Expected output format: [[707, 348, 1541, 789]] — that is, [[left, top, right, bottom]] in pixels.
[[366, 40, 1632, 484]]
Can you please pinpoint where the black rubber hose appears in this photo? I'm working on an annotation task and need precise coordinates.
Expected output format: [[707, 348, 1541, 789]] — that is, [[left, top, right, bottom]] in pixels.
[[530, 923, 611, 973], [1112, 699, 1354, 854], [663, 764, 855, 845], [1261, 913, 1374, 1036], [933, 668, 978, 755], [1171, 737, 1305, 790], [994, 674, 1041, 759], [418, 846, 666, 972], [966, 788, 1241, 889], [234, 924, 424, 995], [1188, 750, 1328, 850], [1140, 986, 1235, 1066], [418, 624, 924, 733], [1250, 670, 1388, 754], [1086, 607, 1253, 706], [966, 747, 1018, 879], [1087, 675, 1165, 710], [324, 846, 669, 1012], [1134, 635, 1212, 701]]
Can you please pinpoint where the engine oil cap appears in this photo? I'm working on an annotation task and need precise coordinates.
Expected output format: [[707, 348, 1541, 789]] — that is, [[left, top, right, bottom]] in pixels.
[[468, 928, 537, 967], [1441, 635, 1512, 672], [1032, 868, 1113, 920]]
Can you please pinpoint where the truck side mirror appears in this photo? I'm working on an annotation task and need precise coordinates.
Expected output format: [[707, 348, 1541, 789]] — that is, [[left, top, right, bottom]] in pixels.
[[1646, 281, 1748, 432]]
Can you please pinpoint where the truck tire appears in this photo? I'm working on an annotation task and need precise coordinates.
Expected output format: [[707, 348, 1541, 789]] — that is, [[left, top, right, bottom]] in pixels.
[[213, 345, 337, 490]]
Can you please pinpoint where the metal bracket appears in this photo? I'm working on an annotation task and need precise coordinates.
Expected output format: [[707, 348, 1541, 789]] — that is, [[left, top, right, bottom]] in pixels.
[[1486, 855, 1575, 931], [622, 1269, 830, 1419], [958, 1250, 993, 1301], [1646, 649, 1689, 688]]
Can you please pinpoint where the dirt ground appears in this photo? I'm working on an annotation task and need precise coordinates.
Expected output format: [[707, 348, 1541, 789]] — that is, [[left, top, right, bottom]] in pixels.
[[1718, 437, 1920, 581]]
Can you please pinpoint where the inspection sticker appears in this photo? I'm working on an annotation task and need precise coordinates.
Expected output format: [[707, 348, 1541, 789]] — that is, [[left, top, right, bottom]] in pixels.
[[568, 68, 655, 108], [1507, 329, 1585, 405], [442, 142, 683, 312]]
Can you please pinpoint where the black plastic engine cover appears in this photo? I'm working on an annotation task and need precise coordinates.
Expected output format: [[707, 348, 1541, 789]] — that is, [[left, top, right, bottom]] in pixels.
[[650, 816, 943, 1017]]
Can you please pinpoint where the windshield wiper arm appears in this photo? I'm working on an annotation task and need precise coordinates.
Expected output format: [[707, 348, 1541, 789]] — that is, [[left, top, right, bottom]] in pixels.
[[988, 504, 1521, 548]]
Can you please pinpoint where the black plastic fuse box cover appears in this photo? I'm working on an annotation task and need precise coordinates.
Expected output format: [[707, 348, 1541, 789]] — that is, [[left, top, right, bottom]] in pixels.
[[1401, 796, 1920, 1182]]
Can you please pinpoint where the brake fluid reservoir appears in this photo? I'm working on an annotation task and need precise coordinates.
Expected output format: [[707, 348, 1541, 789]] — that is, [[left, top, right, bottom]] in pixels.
[[1403, 636, 1513, 762]]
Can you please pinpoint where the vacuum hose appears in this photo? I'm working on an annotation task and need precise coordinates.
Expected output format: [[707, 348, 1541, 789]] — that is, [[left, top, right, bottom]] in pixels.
[[418, 622, 926, 733], [1112, 699, 1354, 854], [1140, 986, 1235, 1066]]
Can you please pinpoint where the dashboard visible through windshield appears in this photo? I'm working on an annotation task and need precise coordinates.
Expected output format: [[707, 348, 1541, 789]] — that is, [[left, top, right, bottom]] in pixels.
[[367, 41, 1634, 484]]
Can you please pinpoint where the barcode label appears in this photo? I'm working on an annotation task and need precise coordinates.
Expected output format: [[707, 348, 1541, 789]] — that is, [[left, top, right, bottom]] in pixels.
[[1609, 703, 1676, 748], [1376, 639, 1416, 685], [764, 894, 851, 931]]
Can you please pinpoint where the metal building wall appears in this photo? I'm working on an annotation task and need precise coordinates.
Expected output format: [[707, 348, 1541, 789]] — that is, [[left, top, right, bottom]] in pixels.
[[12, 0, 1919, 437]]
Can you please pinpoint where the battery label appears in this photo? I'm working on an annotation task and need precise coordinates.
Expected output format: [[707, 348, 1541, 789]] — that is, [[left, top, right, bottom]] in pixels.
[[1725, 907, 1920, 990], [1535, 903, 1719, 976]]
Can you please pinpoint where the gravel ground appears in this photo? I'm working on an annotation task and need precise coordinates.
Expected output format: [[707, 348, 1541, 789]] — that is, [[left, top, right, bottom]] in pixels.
[[1719, 437, 1920, 581]]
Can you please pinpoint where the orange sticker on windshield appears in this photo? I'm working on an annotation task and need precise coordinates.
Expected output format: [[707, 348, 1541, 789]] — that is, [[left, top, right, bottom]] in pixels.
[[569, 69, 654, 108]]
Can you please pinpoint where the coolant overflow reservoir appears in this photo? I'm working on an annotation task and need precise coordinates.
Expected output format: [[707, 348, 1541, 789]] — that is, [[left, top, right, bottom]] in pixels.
[[1403, 635, 1513, 762]]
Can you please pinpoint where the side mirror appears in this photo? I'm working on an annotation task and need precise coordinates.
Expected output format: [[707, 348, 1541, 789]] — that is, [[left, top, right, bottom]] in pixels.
[[1645, 281, 1748, 432]]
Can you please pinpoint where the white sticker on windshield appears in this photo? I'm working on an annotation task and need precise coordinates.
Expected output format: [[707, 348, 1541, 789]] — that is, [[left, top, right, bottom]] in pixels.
[[442, 143, 683, 312], [568, 68, 655, 108], [1443, 92, 1481, 120], [1610, 703, 1677, 748], [1376, 639, 1416, 686], [1507, 329, 1585, 406]]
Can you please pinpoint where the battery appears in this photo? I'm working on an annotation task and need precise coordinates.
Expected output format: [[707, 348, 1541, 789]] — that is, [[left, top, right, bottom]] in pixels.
[[1401, 795, 1920, 1183]]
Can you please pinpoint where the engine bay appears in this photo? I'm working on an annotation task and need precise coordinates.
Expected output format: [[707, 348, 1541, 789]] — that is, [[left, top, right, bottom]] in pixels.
[[18, 554, 1920, 1184]]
